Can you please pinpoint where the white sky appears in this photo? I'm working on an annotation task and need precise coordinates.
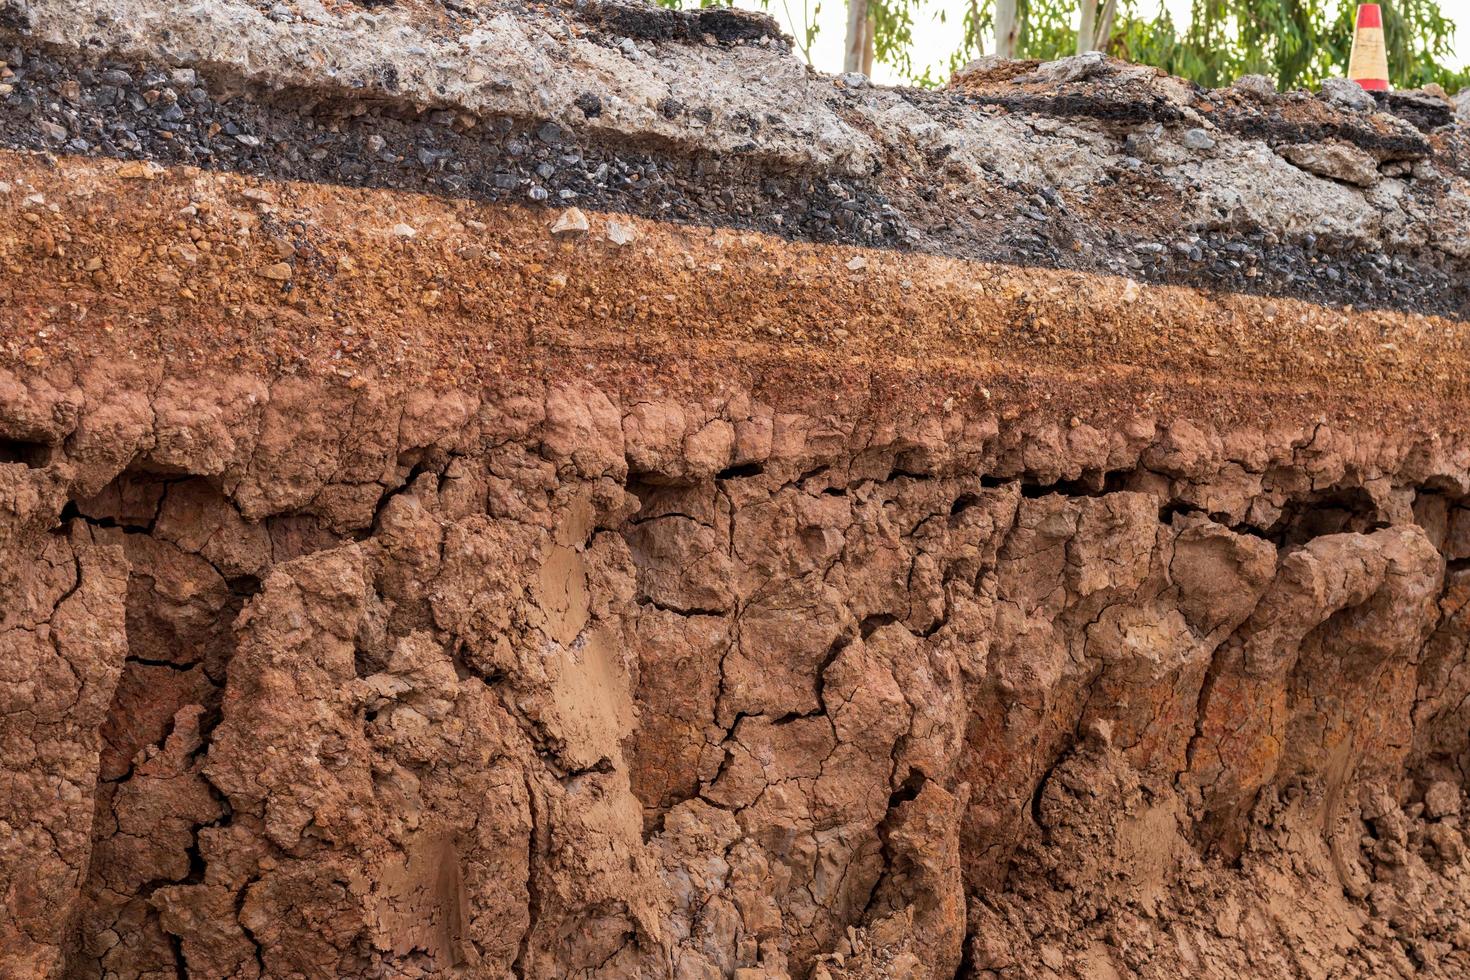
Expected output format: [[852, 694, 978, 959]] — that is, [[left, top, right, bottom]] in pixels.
[[734, 0, 1470, 85]]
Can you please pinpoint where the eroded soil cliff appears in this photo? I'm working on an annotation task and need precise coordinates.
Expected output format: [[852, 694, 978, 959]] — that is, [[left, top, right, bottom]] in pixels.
[[4, 1, 1470, 978], [7, 362, 1470, 980]]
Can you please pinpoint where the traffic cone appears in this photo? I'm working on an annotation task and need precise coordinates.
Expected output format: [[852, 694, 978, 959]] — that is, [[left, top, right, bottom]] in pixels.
[[1347, 4, 1390, 92]]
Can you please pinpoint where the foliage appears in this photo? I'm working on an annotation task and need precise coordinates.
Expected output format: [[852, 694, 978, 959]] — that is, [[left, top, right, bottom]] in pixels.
[[654, 0, 1465, 93], [975, 0, 1465, 92], [869, 0, 927, 79]]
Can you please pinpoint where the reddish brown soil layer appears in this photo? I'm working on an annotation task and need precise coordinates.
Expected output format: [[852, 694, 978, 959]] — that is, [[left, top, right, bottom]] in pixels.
[[2, 152, 1467, 425]]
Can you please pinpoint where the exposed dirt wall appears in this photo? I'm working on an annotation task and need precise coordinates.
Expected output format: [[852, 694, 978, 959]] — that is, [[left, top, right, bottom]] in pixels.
[[4, 1, 1470, 976], [4, 358, 1470, 978]]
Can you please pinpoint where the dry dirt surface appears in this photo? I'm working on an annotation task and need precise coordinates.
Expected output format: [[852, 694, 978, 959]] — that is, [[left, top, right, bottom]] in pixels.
[[4, 2, 1470, 979]]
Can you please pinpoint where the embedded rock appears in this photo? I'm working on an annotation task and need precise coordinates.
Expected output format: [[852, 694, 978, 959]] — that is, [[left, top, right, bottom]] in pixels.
[[1277, 140, 1382, 186]]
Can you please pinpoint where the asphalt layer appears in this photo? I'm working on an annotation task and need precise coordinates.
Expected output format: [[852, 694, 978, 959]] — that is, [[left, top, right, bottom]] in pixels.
[[1, 36, 1467, 322]]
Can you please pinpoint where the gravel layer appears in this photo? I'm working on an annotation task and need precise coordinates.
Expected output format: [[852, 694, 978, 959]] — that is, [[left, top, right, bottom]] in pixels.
[[1, 27, 1467, 320]]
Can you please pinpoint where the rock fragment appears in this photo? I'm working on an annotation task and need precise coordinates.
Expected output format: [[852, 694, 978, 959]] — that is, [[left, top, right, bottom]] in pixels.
[[1182, 128, 1216, 151], [551, 206, 589, 235], [605, 217, 636, 245], [1277, 141, 1381, 187], [1232, 74, 1277, 99], [1322, 77, 1376, 112]]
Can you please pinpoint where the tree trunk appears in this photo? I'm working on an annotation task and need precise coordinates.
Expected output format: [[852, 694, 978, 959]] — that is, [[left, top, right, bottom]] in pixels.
[[862, 13, 876, 75], [994, 0, 1018, 58], [1093, 0, 1117, 52], [844, 0, 871, 73], [1076, 0, 1116, 54], [1076, 0, 1096, 55]]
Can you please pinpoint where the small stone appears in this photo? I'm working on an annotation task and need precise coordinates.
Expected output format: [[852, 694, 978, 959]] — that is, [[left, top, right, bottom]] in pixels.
[[365, 134, 386, 154], [115, 160, 163, 180], [1420, 82, 1451, 103], [1232, 74, 1277, 99], [83, 257, 103, 272], [235, 134, 261, 147], [1033, 50, 1109, 84], [1322, 77, 1376, 111], [1182, 128, 1215, 151], [574, 92, 602, 118], [38, 120, 67, 141], [240, 187, 276, 204], [392, 223, 418, 239], [605, 218, 636, 245], [551, 207, 589, 235], [22, 346, 44, 366], [845, 255, 867, 271], [528, 186, 549, 202], [260, 262, 293, 281]]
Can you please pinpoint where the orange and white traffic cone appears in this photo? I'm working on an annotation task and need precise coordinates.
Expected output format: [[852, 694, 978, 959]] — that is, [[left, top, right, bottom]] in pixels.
[[1347, 3, 1390, 92]]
